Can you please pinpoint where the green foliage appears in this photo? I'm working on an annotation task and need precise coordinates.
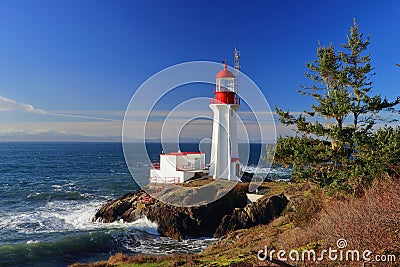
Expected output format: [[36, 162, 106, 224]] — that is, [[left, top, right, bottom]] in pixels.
[[273, 19, 400, 193]]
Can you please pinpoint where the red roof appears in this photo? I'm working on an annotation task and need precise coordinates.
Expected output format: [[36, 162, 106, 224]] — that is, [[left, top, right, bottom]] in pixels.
[[216, 63, 235, 78], [161, 152, 204, 156]]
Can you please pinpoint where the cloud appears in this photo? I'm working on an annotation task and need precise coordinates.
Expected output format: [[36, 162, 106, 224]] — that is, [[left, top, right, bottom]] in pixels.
[[46, 112, 121, 122], [0, 95, 122, 122], [0, 96, 46, 114]]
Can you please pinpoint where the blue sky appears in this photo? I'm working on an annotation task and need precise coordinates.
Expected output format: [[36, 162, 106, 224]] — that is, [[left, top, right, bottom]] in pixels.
[[0, 0, 399, 140]]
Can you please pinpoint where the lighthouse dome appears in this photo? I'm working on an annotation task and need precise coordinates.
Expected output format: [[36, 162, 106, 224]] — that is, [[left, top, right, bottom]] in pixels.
[[216, 63, 235, 78]]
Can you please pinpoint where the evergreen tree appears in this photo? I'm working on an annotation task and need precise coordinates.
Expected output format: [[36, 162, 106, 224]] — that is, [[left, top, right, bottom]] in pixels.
[[273, 20, 400, 193]]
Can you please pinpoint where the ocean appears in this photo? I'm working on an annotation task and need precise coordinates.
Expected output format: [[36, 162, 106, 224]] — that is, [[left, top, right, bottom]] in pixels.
[[0, 142, 291, 267]]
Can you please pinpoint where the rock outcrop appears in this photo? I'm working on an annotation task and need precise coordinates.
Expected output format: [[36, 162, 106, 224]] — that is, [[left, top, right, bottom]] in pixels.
[[214, 193, 289, 237], [93, 189, 248, 240], [93, 189, 289, 240]]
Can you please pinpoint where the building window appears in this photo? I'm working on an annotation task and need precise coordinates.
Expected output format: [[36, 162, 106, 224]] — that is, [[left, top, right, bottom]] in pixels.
[[236, 163, 240, 177]]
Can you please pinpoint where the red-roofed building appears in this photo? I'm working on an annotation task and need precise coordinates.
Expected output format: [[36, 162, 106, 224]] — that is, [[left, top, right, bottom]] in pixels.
[[149, 151, 206, 184]]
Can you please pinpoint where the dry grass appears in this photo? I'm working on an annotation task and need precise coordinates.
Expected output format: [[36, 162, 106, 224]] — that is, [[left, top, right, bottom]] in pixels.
[[289, 189, 323, 227], [278, 178, 400, 266], [69, 253, 175, 267]]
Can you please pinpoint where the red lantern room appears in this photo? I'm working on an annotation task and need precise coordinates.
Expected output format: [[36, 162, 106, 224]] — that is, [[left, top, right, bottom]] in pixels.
[[212, 62, 240, 105]]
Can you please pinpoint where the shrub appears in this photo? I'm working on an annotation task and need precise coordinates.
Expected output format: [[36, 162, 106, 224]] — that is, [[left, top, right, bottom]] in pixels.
[[290, 189, 323, 227]]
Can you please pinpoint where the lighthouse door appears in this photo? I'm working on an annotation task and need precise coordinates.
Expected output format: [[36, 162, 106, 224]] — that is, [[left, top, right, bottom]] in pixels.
[[194, 157, 200, 170]]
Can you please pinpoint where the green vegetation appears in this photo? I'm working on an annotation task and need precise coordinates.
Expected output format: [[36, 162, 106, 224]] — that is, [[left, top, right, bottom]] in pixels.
[[273, 19, 400, 194]]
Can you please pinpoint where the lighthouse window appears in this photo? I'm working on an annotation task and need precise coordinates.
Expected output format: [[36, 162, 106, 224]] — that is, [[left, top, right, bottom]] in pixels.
[[220, 79, 234, 92]]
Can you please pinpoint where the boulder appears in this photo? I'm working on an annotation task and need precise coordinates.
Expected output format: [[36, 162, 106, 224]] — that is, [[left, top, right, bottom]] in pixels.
[[214, 193, 289, 237]]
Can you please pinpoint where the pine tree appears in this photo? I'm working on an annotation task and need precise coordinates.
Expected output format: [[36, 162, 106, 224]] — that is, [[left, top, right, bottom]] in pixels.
[[273, 20, 400, 192]]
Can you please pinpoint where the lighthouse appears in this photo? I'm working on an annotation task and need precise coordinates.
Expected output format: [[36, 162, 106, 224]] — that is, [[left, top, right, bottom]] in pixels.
[[149, 49, 242, 185], [209, 49, 241, 181]]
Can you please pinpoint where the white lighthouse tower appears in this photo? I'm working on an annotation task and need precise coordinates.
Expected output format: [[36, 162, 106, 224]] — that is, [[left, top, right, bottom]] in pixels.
[[209, 49, 241, 181]]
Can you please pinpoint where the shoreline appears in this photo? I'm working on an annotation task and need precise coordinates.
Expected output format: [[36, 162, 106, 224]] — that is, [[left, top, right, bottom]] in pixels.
[[71, 180, 295, 266], [92, 180, 289, 241]]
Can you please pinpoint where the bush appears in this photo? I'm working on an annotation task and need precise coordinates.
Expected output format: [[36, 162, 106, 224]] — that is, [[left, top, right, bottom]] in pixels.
[[290, 190, 323, 227]]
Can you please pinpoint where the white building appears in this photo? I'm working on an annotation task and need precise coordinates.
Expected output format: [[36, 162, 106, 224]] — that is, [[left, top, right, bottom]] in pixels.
[[149, 152, 206, 184]]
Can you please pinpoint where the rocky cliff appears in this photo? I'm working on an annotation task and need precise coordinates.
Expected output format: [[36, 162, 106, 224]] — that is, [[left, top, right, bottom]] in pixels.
[[93, 188, 288, 240], [214, 193, 289, 237]]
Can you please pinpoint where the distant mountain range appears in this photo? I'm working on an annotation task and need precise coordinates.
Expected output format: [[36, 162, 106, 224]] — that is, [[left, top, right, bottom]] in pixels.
[[0, 130, 122, 142], [0, 130, 271, 143]]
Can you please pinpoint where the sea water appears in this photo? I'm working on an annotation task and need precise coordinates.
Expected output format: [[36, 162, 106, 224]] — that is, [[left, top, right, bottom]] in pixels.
[[0, 142, 290, 267]]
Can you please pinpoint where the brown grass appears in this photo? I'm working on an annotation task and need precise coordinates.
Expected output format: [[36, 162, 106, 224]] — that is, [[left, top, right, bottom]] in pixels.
[[289, 189, 323, 227], [69, 253, 174, 267], [278, 178, 400, 266]]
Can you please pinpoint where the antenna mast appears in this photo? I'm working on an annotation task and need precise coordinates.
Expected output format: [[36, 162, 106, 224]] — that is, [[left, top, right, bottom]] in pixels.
[[234, 47, 240, 92], [234, 47, 240, 76]]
